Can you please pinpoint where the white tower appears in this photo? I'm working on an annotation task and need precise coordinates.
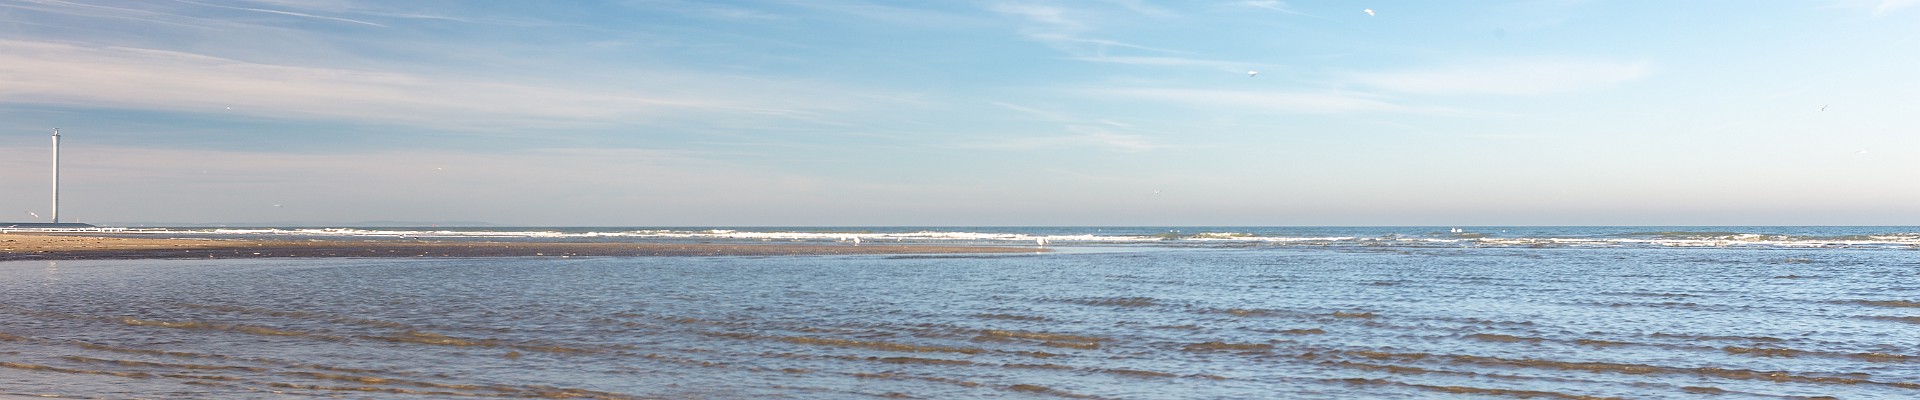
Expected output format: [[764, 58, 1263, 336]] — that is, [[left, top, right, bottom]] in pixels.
[[51, 128, 60, 223]]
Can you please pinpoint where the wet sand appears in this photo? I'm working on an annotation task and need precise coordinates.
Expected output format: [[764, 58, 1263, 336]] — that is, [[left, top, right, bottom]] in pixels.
[[0, 233, 1041, 261]]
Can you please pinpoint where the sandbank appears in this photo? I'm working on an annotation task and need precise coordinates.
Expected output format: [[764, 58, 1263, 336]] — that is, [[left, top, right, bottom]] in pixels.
[[0, 233, 1042, 261]]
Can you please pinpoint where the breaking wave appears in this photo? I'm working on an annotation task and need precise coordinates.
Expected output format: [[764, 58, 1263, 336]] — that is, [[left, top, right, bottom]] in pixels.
[[113, 226, 1920, 250]]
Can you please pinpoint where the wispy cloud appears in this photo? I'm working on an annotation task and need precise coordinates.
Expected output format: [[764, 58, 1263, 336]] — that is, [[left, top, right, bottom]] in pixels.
[[227, 0, 572, 27], [170, 0, 385, 27], [781, 0, 981, 27], [1026, 34, 1182, 53], [1067, 55, 1252, 71], [1238, 0, 1320, 18], [1345, 58, 1651, 96], [977, 102, 1162, 152], [1875, 0, 1918, 15], [4, 0, 214, 28], [1067, 127, 1157, 152], [992, 101, 1077, 122], [967, 127, 1160, 153], [0, 40, 832, 130], [991, 2, 1179, 56], [1102, 0, 1174, 18], [1095, 87, 1464, 115], [991, 3, 1077, 26], [1816, 0, 1916, 16], [623, 0, 792, 21]]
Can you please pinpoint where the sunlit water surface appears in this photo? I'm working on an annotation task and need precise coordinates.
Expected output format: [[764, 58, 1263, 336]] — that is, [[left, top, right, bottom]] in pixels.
[[4, 240, 1919, 399]]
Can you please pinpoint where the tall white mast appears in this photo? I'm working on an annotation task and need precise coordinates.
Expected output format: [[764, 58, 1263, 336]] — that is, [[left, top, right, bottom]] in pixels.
[[51, 128, 59, 223]]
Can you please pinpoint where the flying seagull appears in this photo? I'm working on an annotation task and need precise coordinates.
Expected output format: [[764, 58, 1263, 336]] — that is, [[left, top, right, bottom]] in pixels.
[[1819, 104, 1828, 111], [26, 211, 39, 218], [1248, 70, 1259, 77], [1364, 8, 1375, 16]]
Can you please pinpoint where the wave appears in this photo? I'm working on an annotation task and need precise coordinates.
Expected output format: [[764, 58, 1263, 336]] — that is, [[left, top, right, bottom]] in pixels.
[[120, 227, 1920, 250], [170, 228, 1160, 244]]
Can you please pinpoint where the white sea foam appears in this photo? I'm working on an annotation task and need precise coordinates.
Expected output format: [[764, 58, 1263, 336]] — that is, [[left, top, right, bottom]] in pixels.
[[143, 228, 1920, 250], [166, 228, 1159, 244]]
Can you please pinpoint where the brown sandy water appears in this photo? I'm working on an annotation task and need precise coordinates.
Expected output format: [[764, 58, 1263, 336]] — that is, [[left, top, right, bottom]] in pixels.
[[2, 245, 1917, 398]]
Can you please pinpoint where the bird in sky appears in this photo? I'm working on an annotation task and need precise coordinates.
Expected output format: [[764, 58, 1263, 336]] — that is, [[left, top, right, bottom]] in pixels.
[[26, 211, 39, 218], [1819, 104, 1828, 111], [1248, 70, 1259, 77], [1363, 8, 1375, 16]]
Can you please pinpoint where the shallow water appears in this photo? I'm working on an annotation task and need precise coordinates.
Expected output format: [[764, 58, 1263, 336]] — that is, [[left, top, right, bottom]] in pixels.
[[3, 240, 1919, 398]]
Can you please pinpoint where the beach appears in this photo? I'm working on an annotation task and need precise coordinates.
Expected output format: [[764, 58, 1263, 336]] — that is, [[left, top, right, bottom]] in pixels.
[[0, 233, 1041, 261]]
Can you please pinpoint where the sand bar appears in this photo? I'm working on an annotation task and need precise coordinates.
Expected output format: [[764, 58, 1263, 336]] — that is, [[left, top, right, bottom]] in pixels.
[[0, 233, 1042, 261]]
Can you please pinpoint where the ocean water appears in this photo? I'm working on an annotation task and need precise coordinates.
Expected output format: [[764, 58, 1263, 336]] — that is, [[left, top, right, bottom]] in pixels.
[[2, 226, 1918, 399]]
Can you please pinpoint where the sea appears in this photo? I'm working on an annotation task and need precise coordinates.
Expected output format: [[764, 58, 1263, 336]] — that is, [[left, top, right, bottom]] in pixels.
[[2, 226, 1918, 399]]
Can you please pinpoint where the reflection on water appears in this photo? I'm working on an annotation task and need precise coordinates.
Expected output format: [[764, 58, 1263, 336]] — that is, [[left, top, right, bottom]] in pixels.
[[2, 246, 1917, 398]]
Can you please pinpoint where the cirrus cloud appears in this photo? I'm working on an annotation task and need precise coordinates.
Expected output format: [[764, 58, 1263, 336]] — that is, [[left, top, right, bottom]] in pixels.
[[1345, 58, 1652, 96], [0, 39, 837, 130]]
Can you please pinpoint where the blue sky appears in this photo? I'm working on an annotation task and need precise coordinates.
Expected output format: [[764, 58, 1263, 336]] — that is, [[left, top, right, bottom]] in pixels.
[[1, 0, 1916, 226]]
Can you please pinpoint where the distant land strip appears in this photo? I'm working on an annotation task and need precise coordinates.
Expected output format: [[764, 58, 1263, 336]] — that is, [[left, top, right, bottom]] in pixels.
[[0, 234, 1043, 261]]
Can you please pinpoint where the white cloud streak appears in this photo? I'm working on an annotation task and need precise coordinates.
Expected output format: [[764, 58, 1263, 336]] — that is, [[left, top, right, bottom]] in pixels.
[[5, 0, 212, 28], [1102, 0, 1174, 18], [1239, 0, 1320, 18], [171, 0, 385, 27], [0, 39, 827, 130], [1095, 88, 1460, 115], [967, 128, 1160, 153], [1027, 34, 1182, 53], [975, 102, 1161, 152], [991, 101, 1077, 122], [1876, 0, 1918, 15], [1346, 58, 1651, 96], [780, 0, 982, 27], [1068, 55, 1249, 71], [991, 3, 1076, 26], [991, 3, 1180, 56]]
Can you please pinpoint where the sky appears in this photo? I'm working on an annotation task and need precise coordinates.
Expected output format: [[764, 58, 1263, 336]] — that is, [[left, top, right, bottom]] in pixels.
[[1, 0, 1917, 226]]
